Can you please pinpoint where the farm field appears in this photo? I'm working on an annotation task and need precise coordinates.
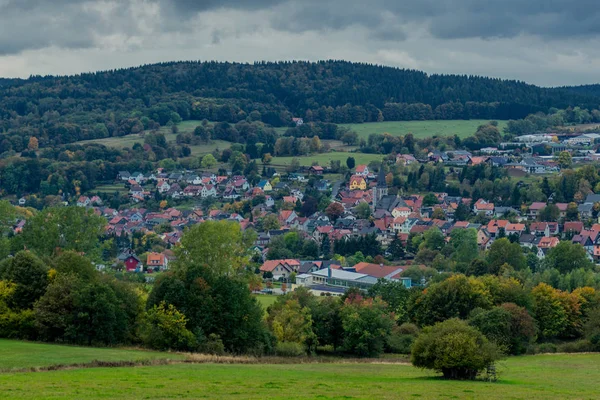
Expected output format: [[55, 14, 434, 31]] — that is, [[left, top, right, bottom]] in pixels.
[[0, 340, 184, 371], [0, 350, 598, 399], [339, 119, 508, 139], [272, 152, 383, 168]]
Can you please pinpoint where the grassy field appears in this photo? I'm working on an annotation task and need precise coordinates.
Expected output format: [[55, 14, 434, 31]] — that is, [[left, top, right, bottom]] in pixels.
[[339, 120, 508, 139], [253, 294, 279, 310], [76, 120, 229, 156], [272, 152, 383, 168], [78, 135, 230, 156], [0, 352, 598, 399], [0, 340, 184, 371], [93, 183, 128, 194]]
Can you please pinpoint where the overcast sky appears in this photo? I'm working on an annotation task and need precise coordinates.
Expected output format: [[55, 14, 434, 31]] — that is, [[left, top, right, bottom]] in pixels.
[[1, 0, 599, 87]]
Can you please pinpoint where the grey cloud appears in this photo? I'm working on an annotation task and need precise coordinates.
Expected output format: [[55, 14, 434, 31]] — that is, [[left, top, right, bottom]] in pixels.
[[0, 1, 145, 55], [2, 0, 600, 56], [159, 0, 600, 41]]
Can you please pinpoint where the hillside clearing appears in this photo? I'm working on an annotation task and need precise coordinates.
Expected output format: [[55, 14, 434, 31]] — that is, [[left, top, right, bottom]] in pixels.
[[339, 119, 508, 139], [271, 152, 383, 168]]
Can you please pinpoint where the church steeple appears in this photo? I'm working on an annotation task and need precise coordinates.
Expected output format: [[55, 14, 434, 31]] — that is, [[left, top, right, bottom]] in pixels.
[[377, 165, 387, 188], [373, 163, 388, 210]]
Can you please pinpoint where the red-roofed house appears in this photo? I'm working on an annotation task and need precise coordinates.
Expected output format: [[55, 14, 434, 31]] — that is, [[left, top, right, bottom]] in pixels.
[[473, 199, 494, 216], [528, 202, 547, 219], [279, 210, 298, 225], [260, 259, 300, 279], [309, 165, 324, 175], [564, 221, 584, 236], [146, 252, 169, 271], [355, 165, 369, 176], [506, 223, 526, 237], [537, 236, 560, 258]]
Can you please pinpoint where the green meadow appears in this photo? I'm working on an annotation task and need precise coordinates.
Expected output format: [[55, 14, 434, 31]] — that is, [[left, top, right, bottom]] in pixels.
[[339, 119, 508, 139], [271, 152, 383, 168], [0, 340, 598, 400], [0, 340, 184, 371]]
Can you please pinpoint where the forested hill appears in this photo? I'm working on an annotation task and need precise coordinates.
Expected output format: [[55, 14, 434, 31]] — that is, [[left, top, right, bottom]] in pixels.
[[562, 84, 600, 98], [0, 78, 23, 88], [1, 60, 599, 149]]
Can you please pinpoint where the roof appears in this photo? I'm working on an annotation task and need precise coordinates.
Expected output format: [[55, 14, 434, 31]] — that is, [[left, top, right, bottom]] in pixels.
[[506, 223, 525, 231], [355, 165, 368, 173], [259, 259, 300, 272], [538, 236, 560, 248], [564, 221, 584, 232], [146, 252, 166, 265], [312, 268, 376, 283], [352, 262, 404, 279], [350, 175, 365, 184], [529, 202, 547, 211]]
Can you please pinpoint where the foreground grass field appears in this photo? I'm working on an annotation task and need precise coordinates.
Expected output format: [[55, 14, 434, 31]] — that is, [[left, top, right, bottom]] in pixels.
[[0, 340, 184, 371], [0, 353, 599, 399], [339, 119, 508, 139]]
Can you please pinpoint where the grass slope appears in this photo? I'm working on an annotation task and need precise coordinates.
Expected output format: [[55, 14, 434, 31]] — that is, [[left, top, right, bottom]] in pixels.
[[76, 120, 230, 156], [272, 152, 383, 168], [340, 119, 508, 139], [0, 340, 184, 371], [1, 354, 599, 399]]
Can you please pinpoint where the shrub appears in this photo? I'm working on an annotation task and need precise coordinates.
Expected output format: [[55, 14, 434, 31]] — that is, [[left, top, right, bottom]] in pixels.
[[557, 340, 595, 353], [398, 322, 420, 336], [276, 342, 305, 357], [537, 343, 557, 353], [0, 309, 36, 339], [140, 302, 196, 352], [411, 318, 501, 380], [387, 323, 420, 354], [198, 333, 226, 356]]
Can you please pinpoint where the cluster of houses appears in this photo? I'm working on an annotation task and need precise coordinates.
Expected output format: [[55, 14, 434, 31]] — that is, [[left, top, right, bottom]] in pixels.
[[116, 168, 328, 203], [81, 161, 600, 274]]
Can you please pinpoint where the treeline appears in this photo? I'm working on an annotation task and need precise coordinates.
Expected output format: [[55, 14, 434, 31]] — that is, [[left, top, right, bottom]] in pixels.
[[380, 158, 600, 208], [505, 106, 600, 136], [1, 208, 600, 369], [2, 61, 599, 149]]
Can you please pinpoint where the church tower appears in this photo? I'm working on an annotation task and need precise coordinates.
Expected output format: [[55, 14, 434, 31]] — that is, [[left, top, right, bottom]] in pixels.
[[372, 164, 388, 210]]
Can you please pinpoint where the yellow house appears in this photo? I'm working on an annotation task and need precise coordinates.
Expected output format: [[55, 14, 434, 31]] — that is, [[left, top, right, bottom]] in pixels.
[[258, 180, 273, 192], [349, 175, 367, 190]]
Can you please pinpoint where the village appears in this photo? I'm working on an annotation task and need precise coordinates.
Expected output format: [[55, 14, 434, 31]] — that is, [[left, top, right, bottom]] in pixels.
[[52, 128, 600, 296]]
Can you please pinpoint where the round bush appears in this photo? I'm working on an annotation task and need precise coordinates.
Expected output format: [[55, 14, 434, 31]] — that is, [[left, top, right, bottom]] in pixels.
[[411, 318, 501, 380]]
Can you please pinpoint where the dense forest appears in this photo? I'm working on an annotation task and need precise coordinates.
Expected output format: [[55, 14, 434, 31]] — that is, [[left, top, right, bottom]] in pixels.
[[563, 84, 600, 98], [1, 61, 600, 150]]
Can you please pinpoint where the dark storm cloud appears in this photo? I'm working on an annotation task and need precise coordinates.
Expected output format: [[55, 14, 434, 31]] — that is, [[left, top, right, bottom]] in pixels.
[[266, 0, 600, 40], [1, 0, 600, 55], [158, 0, 600, 41]]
